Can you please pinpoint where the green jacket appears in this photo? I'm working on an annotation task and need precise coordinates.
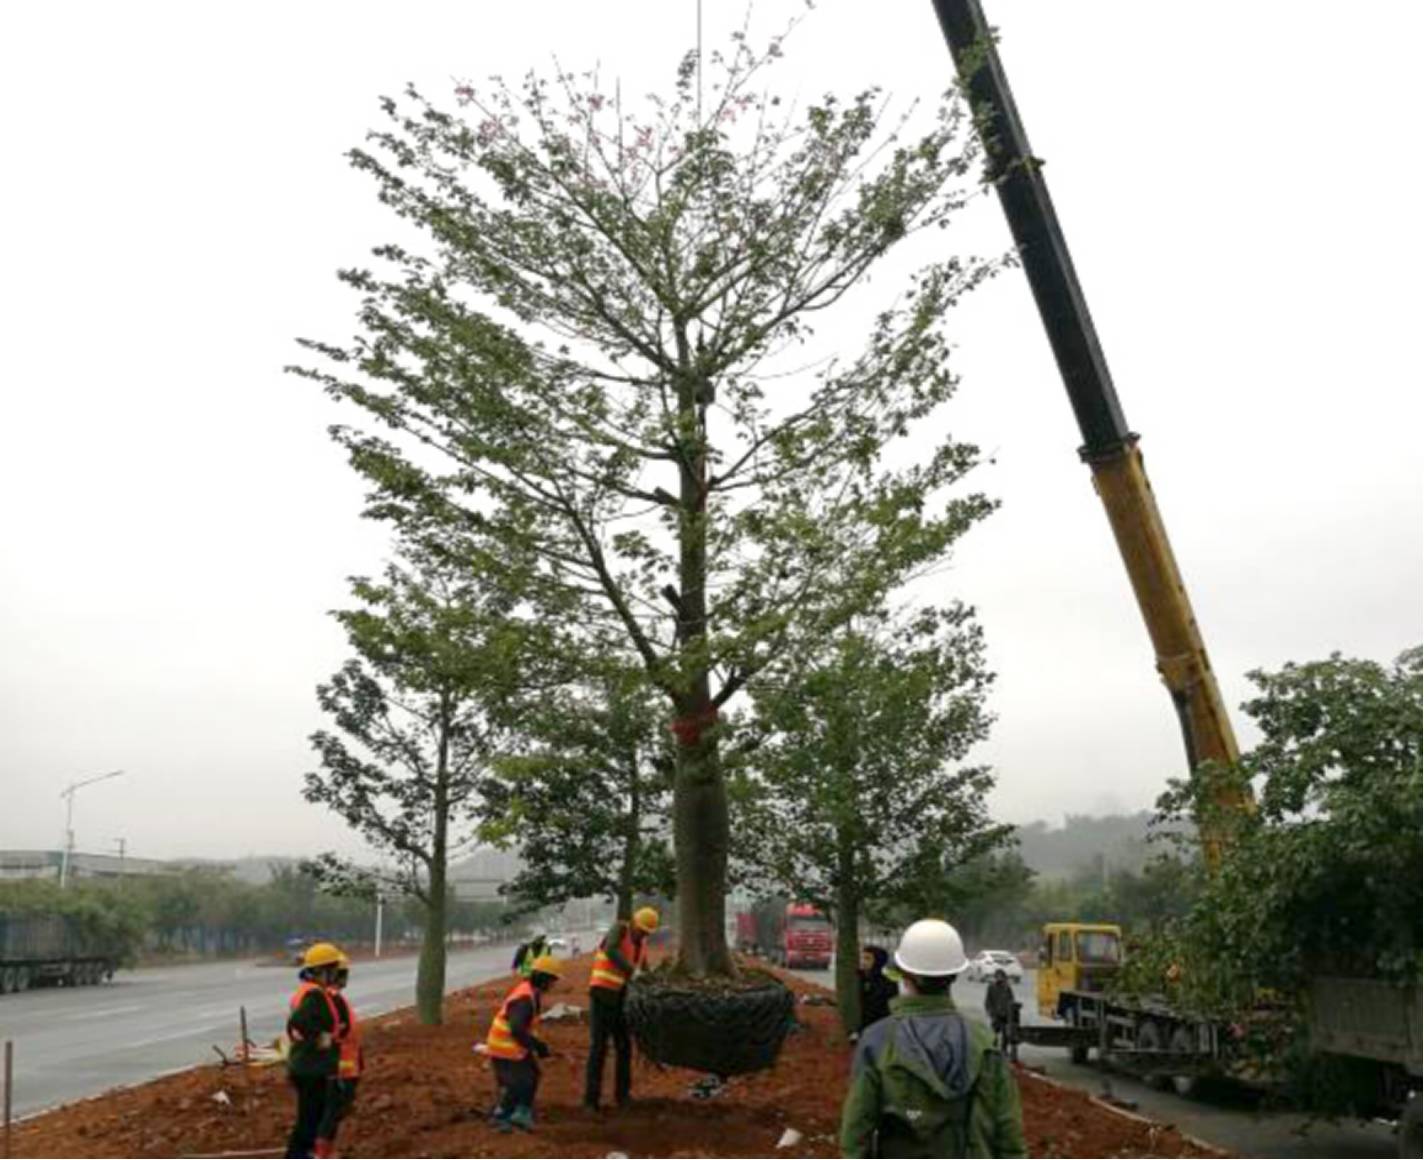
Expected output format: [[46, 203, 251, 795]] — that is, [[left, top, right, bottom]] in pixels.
[[839, 993, 1026, 1159]]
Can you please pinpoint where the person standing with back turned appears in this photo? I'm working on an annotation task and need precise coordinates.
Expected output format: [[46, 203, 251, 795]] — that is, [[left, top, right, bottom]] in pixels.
[[285, 943, 344, 1159], [840, 919, 1026, 1158], [582, 906, 659, 1111]]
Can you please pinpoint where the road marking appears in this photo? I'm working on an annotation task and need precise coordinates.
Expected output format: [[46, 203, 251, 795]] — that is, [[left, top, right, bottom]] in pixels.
[[63, 1005, 144, 1021]]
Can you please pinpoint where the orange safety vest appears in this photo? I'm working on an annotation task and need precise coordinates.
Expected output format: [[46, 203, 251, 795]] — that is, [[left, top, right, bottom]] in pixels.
[[330, 990, 362, 1078], [484, 979, 540, 1061], [589, 924, 646, 992], [288, 980, 340, 1041]]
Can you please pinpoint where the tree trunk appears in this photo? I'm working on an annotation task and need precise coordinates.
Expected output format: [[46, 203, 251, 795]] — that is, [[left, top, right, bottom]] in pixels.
[[673, 735, 733, 975], [616, 752, 640, 921], [416, 702, 452, 1025], [671, 357, 733, 977], [834, 832, 862, 1038], [416, 880, 447, 1025]]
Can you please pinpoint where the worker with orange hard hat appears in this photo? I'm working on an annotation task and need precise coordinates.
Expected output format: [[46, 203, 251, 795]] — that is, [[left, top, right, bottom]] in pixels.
[[284, 942, 345, 1158], [583, 906, 659, 1111]]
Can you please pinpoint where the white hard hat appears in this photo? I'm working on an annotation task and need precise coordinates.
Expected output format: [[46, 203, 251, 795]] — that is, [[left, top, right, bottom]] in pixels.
[[893, 919, 968, 977]]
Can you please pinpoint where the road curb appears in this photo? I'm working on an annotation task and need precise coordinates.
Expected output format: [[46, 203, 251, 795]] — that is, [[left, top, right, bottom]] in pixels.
[[1018, 1066, 1235, 1158]]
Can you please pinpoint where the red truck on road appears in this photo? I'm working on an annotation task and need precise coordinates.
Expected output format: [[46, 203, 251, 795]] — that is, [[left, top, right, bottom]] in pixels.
[[735, 901, 833, 970]]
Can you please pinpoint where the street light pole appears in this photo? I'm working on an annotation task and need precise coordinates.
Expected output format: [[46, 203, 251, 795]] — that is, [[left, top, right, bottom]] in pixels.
[[58, 770, 125, 889]]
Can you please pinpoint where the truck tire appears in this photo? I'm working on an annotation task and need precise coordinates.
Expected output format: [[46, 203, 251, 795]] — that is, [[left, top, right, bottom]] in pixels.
[[1399, 1091, 1421, 1159], [1, 967, 14, 994], [15, 966, 30, 992], [1135, 1020, 1173, 1091], [1069, 1042, 1090, 1065], [1169, 1026, 1202, 1098]]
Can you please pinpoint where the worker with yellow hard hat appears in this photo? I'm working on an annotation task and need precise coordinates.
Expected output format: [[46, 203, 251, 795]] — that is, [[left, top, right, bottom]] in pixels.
[[314, 952, 362, 1158], [484, 953, 562, 1133], [284, 942, 346, 1158], [583, 906, 659, 1111]]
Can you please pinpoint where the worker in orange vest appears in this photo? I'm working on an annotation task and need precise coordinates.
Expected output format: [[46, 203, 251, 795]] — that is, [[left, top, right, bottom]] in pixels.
[[285, 942, 344, 1159], [484, 953, 562, 1132], [582, 906, 658, 1111], [313, 953, 362, 1159]]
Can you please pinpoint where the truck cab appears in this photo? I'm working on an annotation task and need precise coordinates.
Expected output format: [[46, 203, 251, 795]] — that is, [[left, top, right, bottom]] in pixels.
[[1037, 922, 1123, 1018]]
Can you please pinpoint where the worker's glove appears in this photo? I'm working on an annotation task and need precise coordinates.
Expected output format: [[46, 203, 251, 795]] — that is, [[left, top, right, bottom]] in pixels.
[[533, 1040, 551, 1059], [316, 1032, 334, 1050]]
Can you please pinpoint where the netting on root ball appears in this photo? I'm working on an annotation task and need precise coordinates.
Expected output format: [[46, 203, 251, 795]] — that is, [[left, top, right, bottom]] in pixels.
[[626, 973, 795, 1076]]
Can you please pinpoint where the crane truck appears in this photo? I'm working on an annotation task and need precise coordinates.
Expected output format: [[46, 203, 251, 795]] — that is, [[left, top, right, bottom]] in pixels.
[[930, 3, 1422, 1150]]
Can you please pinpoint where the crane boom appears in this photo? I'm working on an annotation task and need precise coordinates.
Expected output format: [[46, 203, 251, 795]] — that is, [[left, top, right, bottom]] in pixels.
[[928, 0, 1250, 856]]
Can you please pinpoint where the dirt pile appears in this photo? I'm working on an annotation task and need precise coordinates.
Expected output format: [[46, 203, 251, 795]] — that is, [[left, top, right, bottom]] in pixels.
[[11, 958, 1225, 1158]]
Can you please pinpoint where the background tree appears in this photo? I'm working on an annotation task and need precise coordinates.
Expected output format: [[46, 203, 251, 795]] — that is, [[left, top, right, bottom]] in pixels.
[[1123, 646, 1422, 1105], [479, 662, 676, 919], [294, 25, 1002, 975], [741, 605, 1009, 1032], [304, 539, 540, 1023], [923, 850, 1036, 950]]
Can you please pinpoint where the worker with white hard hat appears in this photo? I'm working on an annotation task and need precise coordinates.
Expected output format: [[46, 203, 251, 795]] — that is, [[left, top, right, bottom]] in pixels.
[[839, 919, 1026, 1158]]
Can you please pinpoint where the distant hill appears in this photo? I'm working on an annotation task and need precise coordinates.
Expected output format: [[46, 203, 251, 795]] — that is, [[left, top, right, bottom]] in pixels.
[[1013, 812, 1183, 880]]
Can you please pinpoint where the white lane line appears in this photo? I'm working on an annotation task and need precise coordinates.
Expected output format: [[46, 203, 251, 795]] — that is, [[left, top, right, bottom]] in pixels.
[[62, 1005, 145, 1021], [122, 1021, 236, 1050]]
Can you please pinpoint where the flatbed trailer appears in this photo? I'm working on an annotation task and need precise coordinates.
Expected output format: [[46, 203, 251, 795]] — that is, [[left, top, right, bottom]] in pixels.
[[0, 913, 119, 994]]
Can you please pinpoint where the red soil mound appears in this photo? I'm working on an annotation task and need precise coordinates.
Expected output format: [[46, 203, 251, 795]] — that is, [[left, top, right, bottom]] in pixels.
[[11, 957, 1225, 1158]]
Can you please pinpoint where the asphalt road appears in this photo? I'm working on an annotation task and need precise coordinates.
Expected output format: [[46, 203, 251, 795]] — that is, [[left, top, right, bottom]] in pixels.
[[790, 962, 1400, 1159], [0, 942, 530, 1119]]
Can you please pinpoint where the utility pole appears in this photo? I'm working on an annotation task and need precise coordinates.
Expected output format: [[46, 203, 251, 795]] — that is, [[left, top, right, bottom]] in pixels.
[[59, 770, 125, 889], [114, 838, 127, 880]]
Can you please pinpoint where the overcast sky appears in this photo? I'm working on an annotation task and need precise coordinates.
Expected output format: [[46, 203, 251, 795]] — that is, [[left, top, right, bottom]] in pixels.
[[1, 2, 1419, 864]]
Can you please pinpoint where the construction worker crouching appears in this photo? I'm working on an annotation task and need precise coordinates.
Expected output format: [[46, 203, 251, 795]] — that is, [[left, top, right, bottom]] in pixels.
[[839, 919, 1026, 1159], [583, 906, 658, 1111], [285, 942, 345, 1159], [485, 953, 562, 1132]]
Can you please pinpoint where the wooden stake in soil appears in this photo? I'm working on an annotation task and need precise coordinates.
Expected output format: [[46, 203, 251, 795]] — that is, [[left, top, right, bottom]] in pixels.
[[4, 1038, 13, 1160], [238, 1006, 255, 1144]]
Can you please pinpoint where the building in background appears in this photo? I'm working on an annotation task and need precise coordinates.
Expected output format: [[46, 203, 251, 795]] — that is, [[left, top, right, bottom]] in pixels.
[[0, 850, 232, 881]]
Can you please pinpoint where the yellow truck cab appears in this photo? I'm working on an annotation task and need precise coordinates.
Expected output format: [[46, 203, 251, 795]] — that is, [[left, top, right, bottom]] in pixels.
[[1036, 922, 1124, 1019]]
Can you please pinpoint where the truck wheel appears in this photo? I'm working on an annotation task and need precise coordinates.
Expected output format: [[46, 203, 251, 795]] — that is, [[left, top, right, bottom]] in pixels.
[[1399, 1091, 1421, 1159], [1, 967, 14, 994], [1135, 1021, 1173, 1091], [15, 967, 30, 992], [1169, 1026, 1201, 1098], [1069, 1042, 1090, 1065]]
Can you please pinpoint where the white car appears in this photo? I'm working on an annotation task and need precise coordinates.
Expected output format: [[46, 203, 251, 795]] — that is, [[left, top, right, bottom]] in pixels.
[[966, 950, 1023, 983]]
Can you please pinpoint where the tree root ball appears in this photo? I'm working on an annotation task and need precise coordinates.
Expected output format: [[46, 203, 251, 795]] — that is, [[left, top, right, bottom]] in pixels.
[[626, 966, 795, 1076]]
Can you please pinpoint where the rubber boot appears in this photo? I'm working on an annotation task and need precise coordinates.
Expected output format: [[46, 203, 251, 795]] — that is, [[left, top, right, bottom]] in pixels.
[[507, 1105, 536, 1132]]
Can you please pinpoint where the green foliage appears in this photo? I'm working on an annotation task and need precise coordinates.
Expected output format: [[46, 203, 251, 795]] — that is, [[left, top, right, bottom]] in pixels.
[[478, 662, 676, 916], [305, 538, 540, 903], [1121, 647, 1422, 1102], [293, 22, 1005, 973], [740, 605, 1007, 918], [0, 879, 145, 964], [0, 867, 391, 961], [739, 605, 1008, 1028], [305, 537, 551, 1020]]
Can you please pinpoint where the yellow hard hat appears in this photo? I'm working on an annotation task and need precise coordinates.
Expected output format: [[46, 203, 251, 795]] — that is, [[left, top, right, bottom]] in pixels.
[[529, 954, 563, 978], [633, 907, 660, 933], [302, 942, 345, 969]]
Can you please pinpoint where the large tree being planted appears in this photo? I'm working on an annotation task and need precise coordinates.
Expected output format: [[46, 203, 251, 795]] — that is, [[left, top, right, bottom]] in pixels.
[[293, 22, 999, 990]]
